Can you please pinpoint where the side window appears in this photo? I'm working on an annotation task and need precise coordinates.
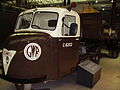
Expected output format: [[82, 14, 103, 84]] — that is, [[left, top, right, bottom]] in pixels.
[[62, 15, 76, 36]]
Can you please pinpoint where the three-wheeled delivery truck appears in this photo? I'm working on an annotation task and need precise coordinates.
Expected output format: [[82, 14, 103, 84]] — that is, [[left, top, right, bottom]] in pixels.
[[1, 6, 80, 89], [0, 4, 102, 89]]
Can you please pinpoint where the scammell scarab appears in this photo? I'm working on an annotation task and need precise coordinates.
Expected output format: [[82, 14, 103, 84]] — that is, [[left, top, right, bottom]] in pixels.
[[2, 7, 80, 85]]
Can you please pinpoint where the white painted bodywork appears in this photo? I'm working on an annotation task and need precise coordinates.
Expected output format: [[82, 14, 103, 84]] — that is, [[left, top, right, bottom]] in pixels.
[[15, 7, 80, 38], [2, 48, 16, 75]]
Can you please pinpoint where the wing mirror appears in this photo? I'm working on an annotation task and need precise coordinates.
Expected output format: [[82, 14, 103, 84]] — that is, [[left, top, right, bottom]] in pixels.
[[69, 23, 78, 36]]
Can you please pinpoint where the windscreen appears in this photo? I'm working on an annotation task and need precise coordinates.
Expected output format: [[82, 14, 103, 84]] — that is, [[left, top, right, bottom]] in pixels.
[[32, 12, 58, 30], [16, 13, 33, 29]]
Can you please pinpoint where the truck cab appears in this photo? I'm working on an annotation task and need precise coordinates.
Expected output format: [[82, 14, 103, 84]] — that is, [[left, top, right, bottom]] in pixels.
[[2, 7, 80, 83]]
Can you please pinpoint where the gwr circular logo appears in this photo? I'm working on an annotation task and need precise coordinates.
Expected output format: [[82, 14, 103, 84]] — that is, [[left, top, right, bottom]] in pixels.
[[24, 43, 41, 61]]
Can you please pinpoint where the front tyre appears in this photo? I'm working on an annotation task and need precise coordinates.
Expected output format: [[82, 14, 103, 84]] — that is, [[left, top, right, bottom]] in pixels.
[[15, 84, 32, 90], [109, 50, 119, 58]]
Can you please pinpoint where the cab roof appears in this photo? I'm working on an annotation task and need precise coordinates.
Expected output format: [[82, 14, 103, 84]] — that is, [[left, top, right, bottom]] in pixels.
[[19, 7, 76, 15]]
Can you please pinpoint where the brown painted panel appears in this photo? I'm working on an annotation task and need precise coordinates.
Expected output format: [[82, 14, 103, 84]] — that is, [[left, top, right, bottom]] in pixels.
[[3, 32, 80, 81], [58, 37, 80, 76], [3, 32, 58, 80]]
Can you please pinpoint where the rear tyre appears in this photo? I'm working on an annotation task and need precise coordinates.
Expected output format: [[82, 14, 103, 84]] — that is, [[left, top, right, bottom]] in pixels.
[[109, 50, 119, 58]]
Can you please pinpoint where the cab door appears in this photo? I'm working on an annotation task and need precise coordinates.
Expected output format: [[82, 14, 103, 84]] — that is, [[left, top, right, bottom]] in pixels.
[[58, 15, 80, 76]]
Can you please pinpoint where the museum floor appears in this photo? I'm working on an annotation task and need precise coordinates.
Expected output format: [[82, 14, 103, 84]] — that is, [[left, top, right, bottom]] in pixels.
[[0, 56, 120, 90]]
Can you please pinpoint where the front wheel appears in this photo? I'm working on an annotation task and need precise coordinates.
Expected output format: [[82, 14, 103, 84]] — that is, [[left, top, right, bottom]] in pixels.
[[15, 84, 32, 90], [108, 50, 119, 58]]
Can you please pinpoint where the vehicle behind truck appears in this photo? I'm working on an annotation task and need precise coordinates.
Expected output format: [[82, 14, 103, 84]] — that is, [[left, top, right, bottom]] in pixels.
[[79, 13, 102, 64]]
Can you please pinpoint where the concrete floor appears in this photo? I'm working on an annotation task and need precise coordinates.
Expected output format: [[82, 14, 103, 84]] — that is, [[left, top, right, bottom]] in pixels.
[[0, 56, 120, 90]]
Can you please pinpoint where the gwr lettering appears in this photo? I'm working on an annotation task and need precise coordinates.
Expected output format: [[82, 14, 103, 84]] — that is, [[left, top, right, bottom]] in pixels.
[[27, 45, 39, 58], [24, 43, 41, 61], [62, 43, 73, 47]]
